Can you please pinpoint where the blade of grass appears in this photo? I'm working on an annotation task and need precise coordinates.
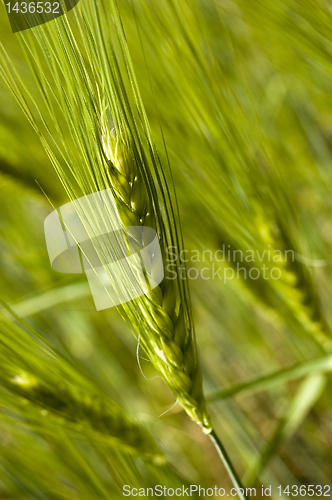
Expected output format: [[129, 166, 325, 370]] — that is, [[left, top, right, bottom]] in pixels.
[[244, 373, 326, 486], [4, 281, 90, 317], [207, 355, 332, 401]]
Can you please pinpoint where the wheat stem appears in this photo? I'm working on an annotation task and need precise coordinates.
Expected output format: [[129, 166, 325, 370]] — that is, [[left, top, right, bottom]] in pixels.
[[209, 430, 248, 500]]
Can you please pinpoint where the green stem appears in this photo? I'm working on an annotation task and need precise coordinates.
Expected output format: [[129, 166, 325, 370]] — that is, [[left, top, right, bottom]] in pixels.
[[209, 429, 248, 500], [207, 355, 332, 401]]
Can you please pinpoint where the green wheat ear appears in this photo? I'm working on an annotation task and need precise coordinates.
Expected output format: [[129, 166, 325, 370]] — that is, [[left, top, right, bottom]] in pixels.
[[0, 1, 211, 432], [102, 130, 212, 432]]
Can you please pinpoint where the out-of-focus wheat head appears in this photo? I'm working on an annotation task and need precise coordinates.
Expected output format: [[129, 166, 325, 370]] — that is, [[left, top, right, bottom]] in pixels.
[[0, 311, 164, 461]]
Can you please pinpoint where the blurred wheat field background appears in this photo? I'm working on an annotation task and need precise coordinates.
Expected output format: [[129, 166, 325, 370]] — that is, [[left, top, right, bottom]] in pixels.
[[0, 0, 332, 498]]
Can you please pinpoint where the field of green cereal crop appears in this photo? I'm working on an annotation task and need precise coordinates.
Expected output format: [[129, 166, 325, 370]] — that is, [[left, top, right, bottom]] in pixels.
[[0, 0, 331, 498]]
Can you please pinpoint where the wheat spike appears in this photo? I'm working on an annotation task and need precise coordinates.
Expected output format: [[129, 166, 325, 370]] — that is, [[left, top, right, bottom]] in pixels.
[[103, 131, 212, 432], [0, 2, 211, 433]]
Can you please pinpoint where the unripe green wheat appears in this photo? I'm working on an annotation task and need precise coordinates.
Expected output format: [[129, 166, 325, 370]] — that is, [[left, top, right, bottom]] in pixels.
[[102, 130, 211, 432], [0, 0, 212, 433]]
